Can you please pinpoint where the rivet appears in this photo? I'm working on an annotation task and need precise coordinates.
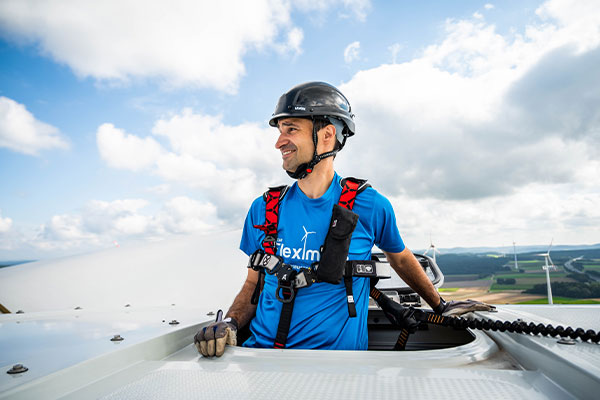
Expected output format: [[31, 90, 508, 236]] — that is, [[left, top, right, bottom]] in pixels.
[[111, 334, 124, 342], [557, 338, 576, 345], [7, 364, 28, 374]]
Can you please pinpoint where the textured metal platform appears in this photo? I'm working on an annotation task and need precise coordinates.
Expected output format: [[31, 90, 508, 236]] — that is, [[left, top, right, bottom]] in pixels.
[[3, 305, 600, 399], [97, 363, 564, 400]]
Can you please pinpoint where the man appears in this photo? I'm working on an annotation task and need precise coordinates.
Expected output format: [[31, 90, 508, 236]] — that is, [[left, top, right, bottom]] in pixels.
[[195, 82, 491, 357]]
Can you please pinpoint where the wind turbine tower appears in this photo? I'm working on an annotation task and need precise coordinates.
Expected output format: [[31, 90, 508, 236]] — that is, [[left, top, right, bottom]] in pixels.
[[538, 239, 557, 305], [424, 235, 441, 263], [513, 241, 519, 271]]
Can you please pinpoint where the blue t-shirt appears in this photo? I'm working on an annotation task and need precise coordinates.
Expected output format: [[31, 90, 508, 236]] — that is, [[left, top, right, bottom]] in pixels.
[[239, 172, 405, 350]]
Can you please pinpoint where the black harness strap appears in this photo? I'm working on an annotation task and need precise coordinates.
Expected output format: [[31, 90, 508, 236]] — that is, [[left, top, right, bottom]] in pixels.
[[274, 287, 296, 349]]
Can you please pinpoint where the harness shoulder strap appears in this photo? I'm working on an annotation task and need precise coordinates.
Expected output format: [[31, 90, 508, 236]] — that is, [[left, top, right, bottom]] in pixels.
[[338, 177, 371, 318], [254, 185, 289, 255], [339, 177, 370, 210], [250, 185, 289, 305]]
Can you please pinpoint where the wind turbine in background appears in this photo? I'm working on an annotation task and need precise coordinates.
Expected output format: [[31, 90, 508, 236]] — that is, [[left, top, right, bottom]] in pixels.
[[513, 241, 519, 271], [537, 239, 557, 305], [423, 234, 441, 263]]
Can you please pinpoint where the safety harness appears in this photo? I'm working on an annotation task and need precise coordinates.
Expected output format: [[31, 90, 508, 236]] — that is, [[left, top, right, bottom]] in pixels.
[[248, 177, 388, 348]]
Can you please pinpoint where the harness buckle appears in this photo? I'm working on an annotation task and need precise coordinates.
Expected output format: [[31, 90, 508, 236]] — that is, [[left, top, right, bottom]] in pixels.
[[276, 282, 296, 303], [346, 260, 378, 278], [293, 268, 316, 289], [275, 264, 297, 303], [248, 250, 262, 271]]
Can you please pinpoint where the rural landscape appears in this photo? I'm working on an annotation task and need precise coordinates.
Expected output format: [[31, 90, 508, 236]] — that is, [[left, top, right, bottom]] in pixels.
[[432, 248, 600, 304]]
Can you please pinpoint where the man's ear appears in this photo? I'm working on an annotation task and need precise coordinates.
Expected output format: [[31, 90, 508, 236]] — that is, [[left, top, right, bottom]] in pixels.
[[321, 124, 337, 151]]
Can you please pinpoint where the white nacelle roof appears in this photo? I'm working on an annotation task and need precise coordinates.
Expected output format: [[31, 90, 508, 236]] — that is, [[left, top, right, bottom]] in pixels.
[[0, 230, 247, 313]]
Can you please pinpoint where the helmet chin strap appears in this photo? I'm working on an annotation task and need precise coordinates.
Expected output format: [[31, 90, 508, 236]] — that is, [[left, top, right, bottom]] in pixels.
[[286, 120, 338, 180]]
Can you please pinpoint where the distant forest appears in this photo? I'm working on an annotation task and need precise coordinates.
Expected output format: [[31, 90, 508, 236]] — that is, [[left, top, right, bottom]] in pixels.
[[433, 248, 600, 276], [525, 282, 600, 298], [434, 254, 508, 276]]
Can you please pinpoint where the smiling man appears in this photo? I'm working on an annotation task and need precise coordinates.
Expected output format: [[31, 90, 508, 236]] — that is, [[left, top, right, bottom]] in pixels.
[[194, 82, 491, 357]]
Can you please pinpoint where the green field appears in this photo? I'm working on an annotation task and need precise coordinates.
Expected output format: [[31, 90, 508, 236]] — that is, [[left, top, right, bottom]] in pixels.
[[490, 284, 537, 291], [517, 297, 600, 305], [495, 272, 568, 279], [439, 288, 459, 292], [490, 271, 575, 292], [583, 264, 600, 271], [444, 274, 480, 281]]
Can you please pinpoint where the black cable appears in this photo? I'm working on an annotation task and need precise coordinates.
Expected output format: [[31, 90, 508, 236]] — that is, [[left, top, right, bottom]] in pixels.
[[413, 309, 600, 343]]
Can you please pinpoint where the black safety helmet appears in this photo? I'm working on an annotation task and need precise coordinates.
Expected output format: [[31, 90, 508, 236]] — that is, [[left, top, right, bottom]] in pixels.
[[269, 82, 355, 179]]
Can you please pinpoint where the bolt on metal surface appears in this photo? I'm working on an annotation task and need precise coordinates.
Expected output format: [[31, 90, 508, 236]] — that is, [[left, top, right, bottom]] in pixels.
[[7, 364, 28, 374]]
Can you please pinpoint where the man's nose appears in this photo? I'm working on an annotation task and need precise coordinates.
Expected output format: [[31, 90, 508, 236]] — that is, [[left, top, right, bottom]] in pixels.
[[275, 132, 287, 149]]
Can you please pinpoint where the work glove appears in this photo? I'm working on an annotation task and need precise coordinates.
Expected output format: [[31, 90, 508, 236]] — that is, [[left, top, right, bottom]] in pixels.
[[433, 297, 496, 316], [194, 310, 238, 357], [371, 287, 419, 333]]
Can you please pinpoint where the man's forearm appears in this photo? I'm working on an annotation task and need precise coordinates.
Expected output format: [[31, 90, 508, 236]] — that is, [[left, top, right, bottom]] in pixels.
[[225, 274, 259, 328]]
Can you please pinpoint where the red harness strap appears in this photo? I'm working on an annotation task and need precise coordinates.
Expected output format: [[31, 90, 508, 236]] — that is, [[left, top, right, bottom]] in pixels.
[[254, 186, 287, 255], [251, 186, 288, 305], [338, 178, 361, 210]]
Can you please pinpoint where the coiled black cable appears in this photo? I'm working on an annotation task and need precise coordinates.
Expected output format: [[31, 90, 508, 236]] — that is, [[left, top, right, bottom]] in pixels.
[[423, 311, 600, 343]]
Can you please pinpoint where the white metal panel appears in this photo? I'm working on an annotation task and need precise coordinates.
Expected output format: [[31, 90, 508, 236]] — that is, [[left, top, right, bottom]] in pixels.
[[0, 230, 246, 312]]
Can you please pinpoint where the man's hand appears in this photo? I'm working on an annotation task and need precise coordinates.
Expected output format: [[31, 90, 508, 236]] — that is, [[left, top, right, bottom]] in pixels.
[[434, 298, 496, 316], [194, 310, 238, 357]]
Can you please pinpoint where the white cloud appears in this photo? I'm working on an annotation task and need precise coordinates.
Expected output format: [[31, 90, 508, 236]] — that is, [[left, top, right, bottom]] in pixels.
[[96, 123, 163, 171], [286, 28, 304, 56], [0, 0, 371, 92], [33, 196, 224, 252], [389, 179, 600, 249], [484, 4, 494, 10], [0, 96, 69, 155], [97, 110, 287, 220], [293, 0, 371, 22], [388, 43, 403, 64], [0, 210, 12, 233], [344, 41, 361, 63], [0, 0, 299, 92], [146, 184, 171, 195], [339, 0, 600, 201], [329, 0, 600, 247], [157, 197, 222, 234]]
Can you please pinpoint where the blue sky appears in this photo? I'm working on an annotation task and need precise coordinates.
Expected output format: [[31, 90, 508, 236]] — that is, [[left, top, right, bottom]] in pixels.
[[1, 0, 599, 259]]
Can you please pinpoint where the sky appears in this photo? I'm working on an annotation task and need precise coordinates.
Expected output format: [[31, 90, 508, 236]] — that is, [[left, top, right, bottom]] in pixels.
[[1, 0, 599, 260]]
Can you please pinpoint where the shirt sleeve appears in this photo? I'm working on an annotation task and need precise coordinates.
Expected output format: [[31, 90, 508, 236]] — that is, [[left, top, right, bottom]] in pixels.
[[240, 196, 266, 256], [371, 191, 405, 253]]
